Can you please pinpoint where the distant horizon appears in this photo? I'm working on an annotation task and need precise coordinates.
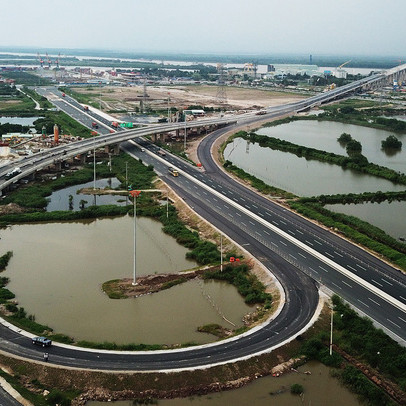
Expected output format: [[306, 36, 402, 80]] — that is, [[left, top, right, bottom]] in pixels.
[[0, 46, 402, 70], [0, 45, 403, 59]]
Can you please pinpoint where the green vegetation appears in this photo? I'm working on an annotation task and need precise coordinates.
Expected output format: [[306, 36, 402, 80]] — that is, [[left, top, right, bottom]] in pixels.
[[331, 295, 406, 390], [381, 135, 402, 150], [0, 122, 30, 136], [161, 277, 187, 290], [337, 132, 352, 143], [299, 295, 404, 405], [0, 71, 52, 86], [289, 201, 406, 270], [0, 205, 132, 225], [299, 190, 406, 205], [22, 86, 53, 109], [0, 251, 13, 271], [204, 264, 272, 305], [75, 340, 193, 351], [33, 110, 92, 139], [0, 368, 79, 406], [102, 280, 127, 299], [197, 324, 228, 338], [236, 132, 406, 185], [223, 159, 296, 198], [290, 383, 304, 395]]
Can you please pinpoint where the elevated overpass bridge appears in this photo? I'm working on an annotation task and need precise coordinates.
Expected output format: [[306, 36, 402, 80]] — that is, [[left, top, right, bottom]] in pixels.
[[1, 63, 406, 193]]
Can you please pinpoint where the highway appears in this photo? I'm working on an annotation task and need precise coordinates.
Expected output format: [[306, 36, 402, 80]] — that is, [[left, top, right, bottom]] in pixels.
[[0, 68, 405, 373]]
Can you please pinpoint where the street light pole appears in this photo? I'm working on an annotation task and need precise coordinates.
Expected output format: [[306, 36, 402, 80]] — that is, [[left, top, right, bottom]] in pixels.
[[166, 190, 169, 218], [132, 194, 137, 286], [184, 115, 187, 151], [220, 233, 223, 272], [330, 307, 334, 355], [93, 132, 96, 190]]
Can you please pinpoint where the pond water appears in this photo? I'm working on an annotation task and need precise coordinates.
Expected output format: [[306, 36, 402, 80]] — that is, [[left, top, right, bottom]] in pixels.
[[1, 216, 251, 344], [46, 178, 127, 211], [256, 120, 406, 173], [326, 200, 406, 242], [0, 116, 42, 126], [224, 137, 405, 196], [88, 361, 361, 406]]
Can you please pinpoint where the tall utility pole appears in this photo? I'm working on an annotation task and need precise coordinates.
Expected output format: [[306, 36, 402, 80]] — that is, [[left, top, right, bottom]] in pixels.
[[129, 190, 141, 286], [167, 92, 170, 122], [220, 233, 223, 272], [216, 63, 228, 105], [93, 132, 96, 190]]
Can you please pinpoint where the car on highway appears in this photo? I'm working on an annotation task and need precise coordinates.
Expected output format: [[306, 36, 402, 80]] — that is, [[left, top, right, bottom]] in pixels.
[[32, 336, 52, 347]]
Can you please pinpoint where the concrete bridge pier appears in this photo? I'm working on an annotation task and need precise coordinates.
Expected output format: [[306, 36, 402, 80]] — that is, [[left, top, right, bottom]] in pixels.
[[104, 144, 120, 155]]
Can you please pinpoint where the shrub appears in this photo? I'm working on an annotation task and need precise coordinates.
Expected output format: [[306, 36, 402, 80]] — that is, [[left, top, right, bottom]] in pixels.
[[290, 383, 304, 395]]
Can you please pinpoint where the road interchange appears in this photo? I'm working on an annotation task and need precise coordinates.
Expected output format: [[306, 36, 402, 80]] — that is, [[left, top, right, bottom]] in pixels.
[[0, 70, 405, 372]]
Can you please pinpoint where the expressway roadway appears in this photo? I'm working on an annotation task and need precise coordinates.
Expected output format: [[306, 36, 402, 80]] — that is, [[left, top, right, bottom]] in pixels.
[[0, 72, 405, 373]]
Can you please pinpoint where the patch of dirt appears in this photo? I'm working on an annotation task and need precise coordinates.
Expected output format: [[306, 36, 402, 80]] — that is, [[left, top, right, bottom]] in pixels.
[[75, 85, 305, 116], [103, 268, 207, 298], [0, 203, 26, 215]]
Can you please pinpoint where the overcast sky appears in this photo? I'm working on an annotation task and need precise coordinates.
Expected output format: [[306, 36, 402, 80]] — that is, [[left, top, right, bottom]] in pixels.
[[0, 0, 404, 56]]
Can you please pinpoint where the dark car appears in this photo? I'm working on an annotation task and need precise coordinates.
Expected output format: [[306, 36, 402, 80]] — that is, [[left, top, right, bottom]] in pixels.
[[32, 336, 52, 347]]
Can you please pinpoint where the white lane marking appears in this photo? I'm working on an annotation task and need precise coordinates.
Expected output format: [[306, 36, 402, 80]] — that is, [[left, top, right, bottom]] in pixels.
[[272, 221, 279, 225], [296, 230, 304, 235], [259, 212, 264, 217], [333, 251, 343, 257], [382, 279, 393, 286], [356, 264, 366, 270], [347, 265, 358, 273], [342, 280, 352, 288], [280, 220, 287, 225], [319, 266, 329, 273], [249, 220, 255, 226], [252, 204, 258, 209], [223, 204, 229, 209], [289, 254, 297, 260], [236, 212, 241, 217], [279, 240, 287, 246], [399, 316, 406, 323], [216, 206, 222, 210], [172, 159, 406, 314], [400, 296, 406, 302], [388, 319, 401, 329], [305, 240, 314, 246], [213, 197, 218, 202], [203, 191, 208, 195], [368, 297, 380, 306], [314, 240, 322, 245], [332, 282, 342, 290], [229, 214, 233, 218], [240, 198, 246, 202], [288, 230, 295, 235], [263, 230, 270, 235], [309, 267, 318, 274], [298, 252, 307, 259], [241, 222, 247, 227], [255, 232, 262, 236], [358, 299, 369, 308], [325, 251, 334, 258], [271, 242, 278, 247], [372, 279, 383, 287]]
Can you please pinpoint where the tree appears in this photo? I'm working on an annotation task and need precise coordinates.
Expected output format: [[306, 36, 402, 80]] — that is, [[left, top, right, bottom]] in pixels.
[[290, 384, 304, 395], [337, 132, 352, 144], [346, 139, 362, 155], [381, 135, 402, 150]]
